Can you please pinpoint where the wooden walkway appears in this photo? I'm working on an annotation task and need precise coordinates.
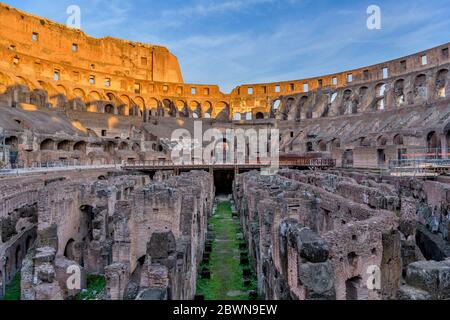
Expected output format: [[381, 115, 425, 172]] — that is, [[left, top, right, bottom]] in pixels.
[[124, 158, 336, 172]]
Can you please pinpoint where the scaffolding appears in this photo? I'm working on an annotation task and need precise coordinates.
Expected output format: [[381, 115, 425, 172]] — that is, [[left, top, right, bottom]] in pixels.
[[388, 147, 450, 177]]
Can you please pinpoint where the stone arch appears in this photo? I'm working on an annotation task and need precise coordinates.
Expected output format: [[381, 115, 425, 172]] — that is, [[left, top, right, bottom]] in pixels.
[[117, 104, 127, 116], [215, 101, 230, 121], [330, 92, 339, 103], [346, 276, 364, 300], [29, 88, 47, 108], [436, 69, 448, 98], [427, 131, 441, 154], [375, 83, 387, 110], [56, 84, 68, 97], [271, 99, 281, 117], [188, 100, 200, 111], [118, 95, 131, 116], [147, 98, 159, 117], [297, 96, 308, 119], [234, 113, 242, 121], [202, 101, 213, 118], [73, 141, 87, 153], [72, 88, 87, 111], [104, 141, 116, 154], [175, 99, 186, 110], [40, 138, 55, 151], [377, 135, 387, 146], [285, 98, 296, 120], [255, 112, 264, 119], [393, 134, 404, 146], [394, 79, 405, 106], [134, 96, 145, 115], [355, 86, 368, 113], [340, 89, 353, 115], [129, 105, 141, 117], [73, 88, 86, 100], [5, 136, 19, 151], [106, 92, 116, 102], [57, 140, 71, 151], [189, 101, 201, 118], [38, 80, 55, 97], [118, 141, 129, 151], [162, 99, 176, 117], [177, 101, 190, 117], [87, 91, 103, 113], [16, 76, 33, 90], [105, 104, 115, 115], [64, 239, 76, 260], [332, 138, 341, 149], [414, 74, 427, 100], [318, 140, 327, 152], [132, 143, 140, 152], [88, 91, 102, 101]]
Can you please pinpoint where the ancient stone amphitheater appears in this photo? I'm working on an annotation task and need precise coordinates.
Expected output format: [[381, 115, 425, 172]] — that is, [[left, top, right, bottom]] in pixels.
[[1, 3, 450, 300]]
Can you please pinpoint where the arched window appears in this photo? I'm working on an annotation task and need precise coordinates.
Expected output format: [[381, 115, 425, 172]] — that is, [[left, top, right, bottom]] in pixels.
[[394, 79, 405, 106], [376, 83, 387, 110], [57, 140, 71, 151], [318, 140, 327, 152], [414, 74, 427, 99], [40, 138, 55, 151], [436, 69, 448, 98], [255, 112, 264, 119], [427, 131, 441, 158], [105, 104, 115, 114], [64, 239, 75, 260], [73, 141, 87, 153], [377, 136, 387, 146], [393, 134, 404, 146]]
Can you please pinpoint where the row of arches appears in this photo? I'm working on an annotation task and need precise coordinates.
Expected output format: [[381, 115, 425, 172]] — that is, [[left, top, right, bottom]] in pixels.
[[39, 139, 140, 153], [271, 68, 450, 121]]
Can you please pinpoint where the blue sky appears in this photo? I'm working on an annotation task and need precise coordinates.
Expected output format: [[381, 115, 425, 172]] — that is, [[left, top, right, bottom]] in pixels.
[[3, 0, 450, 92]]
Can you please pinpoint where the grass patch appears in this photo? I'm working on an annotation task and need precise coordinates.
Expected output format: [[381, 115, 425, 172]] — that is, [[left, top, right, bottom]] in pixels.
[[196, 201, 257, 300], [76, 274, 106, 300], [3, 272, 21, 300]]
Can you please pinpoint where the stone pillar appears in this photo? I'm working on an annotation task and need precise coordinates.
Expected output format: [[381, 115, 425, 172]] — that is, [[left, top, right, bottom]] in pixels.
[[441, 135, 448, 159]]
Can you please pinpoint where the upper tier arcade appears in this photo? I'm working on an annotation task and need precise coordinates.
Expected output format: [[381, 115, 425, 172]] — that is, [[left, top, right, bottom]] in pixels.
[[0, 2, 449, 122]]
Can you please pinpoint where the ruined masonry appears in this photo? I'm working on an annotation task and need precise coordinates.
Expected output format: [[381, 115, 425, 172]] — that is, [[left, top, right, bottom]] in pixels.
[[0, 2, 450, 300]]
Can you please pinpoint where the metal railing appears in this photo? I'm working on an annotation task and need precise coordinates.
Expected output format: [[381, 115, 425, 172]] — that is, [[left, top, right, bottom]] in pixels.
[[0, 161, 120, 175], [124, 158, 336, 169], [388, 147, 450, 177]]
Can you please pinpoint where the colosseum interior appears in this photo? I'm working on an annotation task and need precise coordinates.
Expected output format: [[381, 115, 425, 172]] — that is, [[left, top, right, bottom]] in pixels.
[[1, 2, 450, 302]]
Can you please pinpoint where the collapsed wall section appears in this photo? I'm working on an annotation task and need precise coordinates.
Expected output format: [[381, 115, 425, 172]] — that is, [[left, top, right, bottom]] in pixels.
[[234, 169, 450, 300], [106, 170, 214, 300]]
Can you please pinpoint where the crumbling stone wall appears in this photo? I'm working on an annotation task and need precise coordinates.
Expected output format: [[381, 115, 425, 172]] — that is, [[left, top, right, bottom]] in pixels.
[[106, 170, 214, 300], [234, 169, 450, 300], [3, 170, 149, 300]]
